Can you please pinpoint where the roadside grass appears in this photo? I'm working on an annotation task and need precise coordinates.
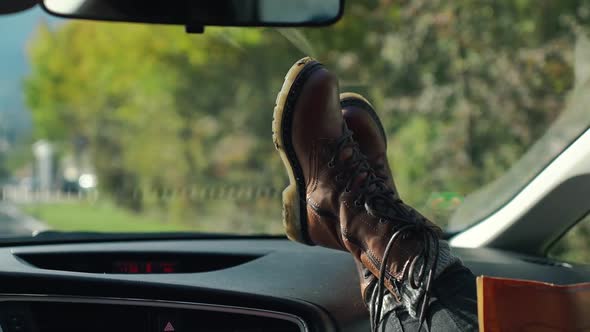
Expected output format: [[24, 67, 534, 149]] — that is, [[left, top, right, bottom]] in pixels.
[[19, 200, 284, 234], [21, 201, 193, 233]]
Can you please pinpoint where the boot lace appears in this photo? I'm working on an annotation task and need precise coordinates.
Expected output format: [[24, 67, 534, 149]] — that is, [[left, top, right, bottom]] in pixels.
[[329, 127, 441, 332]]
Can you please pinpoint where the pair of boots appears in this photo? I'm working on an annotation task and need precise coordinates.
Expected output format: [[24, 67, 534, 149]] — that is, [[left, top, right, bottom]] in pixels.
[[272, 57, 450, 329]]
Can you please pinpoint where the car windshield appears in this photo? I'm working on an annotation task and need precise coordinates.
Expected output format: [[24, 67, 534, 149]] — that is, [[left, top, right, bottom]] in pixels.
[[1, 2, 589, 240]]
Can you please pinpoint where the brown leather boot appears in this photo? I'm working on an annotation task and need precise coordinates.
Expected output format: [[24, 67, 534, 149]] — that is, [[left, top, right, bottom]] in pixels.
[[273, 58, 442, 322], [340, 93, 390, 303], [340, 93, 397, 193], [338, 93, 446, 326], [273, 56, 350, 248]]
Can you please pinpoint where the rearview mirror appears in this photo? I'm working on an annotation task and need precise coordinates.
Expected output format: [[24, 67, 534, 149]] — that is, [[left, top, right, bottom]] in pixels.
[[41, 0, 344, 30]]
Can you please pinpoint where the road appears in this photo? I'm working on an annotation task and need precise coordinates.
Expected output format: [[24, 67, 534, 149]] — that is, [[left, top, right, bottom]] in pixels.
[[0, 203, 49, 237]]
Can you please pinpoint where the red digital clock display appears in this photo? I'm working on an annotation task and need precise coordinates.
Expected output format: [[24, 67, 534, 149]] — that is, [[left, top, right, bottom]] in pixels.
[[112, 261, 179, 274]]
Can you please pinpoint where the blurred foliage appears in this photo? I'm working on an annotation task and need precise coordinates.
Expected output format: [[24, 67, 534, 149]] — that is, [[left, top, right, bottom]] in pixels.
[[0, 154, 8, 181], [549, 215, 590, 265], [21, 0, 590, 259]]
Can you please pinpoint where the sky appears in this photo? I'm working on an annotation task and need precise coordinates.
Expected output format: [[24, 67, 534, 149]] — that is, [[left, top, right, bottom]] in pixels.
[[0, 6, 56, 139]]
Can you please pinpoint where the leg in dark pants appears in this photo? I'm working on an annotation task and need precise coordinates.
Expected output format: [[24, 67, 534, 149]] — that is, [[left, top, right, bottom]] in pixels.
[[374, 264, 479, 332]]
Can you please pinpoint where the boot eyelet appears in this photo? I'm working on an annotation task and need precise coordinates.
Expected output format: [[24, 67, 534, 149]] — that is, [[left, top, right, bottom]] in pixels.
[[328, 161, 335, 168], [335, 174, 342, 182], [344, 187, 351, 193], [379, 218, 388, 224]]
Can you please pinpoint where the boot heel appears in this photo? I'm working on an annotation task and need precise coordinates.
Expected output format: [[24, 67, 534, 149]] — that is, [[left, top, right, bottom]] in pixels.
[[281, 183, 303, 242]]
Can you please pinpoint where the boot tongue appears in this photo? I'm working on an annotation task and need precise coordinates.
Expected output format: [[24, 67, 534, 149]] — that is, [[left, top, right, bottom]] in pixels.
[[338, 146, 354, 162], [338, 147, 370, 189], [349, 162, 405, 219], [336, 140, 400, 218]]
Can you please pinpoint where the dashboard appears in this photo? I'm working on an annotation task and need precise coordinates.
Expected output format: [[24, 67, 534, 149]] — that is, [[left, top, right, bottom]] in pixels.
[[0, 238, 588, 332]]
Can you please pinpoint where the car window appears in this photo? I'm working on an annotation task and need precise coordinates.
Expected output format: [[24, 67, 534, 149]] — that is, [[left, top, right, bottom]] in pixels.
[[548, 214, 590, 265], [1, 2, 590, 240]]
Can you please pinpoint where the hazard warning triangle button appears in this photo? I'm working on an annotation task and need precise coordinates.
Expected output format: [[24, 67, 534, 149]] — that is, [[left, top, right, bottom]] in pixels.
[[163, 322, 175, 332], [157, 315, 182, 332]]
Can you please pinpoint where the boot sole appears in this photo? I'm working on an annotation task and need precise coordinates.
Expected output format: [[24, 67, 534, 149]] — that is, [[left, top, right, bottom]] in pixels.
[[340, 92, 388, 146], [272, 57, 323, 245]]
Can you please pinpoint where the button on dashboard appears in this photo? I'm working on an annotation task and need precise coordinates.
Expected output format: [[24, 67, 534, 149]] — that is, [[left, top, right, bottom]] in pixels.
[[157, 314, 183, 332]]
